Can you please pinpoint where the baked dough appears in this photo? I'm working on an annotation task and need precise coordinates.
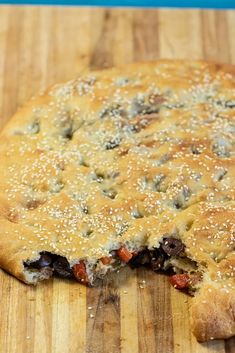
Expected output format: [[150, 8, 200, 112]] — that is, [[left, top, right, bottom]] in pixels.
[[0, 60, 234, 341]]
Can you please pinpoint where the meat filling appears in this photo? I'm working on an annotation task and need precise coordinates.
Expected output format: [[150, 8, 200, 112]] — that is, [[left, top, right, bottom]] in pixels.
[[24, 237, 202, 290]]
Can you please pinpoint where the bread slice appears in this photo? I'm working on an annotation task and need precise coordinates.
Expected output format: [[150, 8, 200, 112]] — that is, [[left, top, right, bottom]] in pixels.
[[0, 60, 234, 342]]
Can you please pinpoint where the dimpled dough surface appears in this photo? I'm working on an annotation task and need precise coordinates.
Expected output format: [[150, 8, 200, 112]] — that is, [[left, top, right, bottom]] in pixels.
[[0, 60, 234, 341]]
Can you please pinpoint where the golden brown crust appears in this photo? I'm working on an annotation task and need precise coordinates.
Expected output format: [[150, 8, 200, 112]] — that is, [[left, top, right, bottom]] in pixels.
[[0, 60, 234, 340], [191, 286, 235, 341]]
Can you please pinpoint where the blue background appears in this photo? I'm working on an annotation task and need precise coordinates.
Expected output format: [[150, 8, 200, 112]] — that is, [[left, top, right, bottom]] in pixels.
[[0, 0, 234, 8]]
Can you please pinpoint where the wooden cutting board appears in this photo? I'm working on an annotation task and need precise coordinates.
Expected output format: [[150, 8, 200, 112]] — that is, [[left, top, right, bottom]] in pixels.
[[0, 5, 234, 353]]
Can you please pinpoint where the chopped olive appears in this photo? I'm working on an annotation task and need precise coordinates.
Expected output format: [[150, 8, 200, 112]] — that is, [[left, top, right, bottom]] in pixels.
[[103, 188, 117, 199], [161, 238, 185, 256], [53, 256, 74, 278], [191, 145, 201, 155], [225, 100, 235, 108], [25, 252, 74, 279], [27, 252, 52, 269], [129, 250, 151, 268], [62, 126, 74, 139], [99, 104, 125, 119], [28, 121, 40, 134], [150, 249, 165, 271], [105, 138, 121, 150]]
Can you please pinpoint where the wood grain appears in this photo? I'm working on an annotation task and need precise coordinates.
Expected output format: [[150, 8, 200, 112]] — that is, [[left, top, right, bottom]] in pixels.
[[0, 6, 234, 353]]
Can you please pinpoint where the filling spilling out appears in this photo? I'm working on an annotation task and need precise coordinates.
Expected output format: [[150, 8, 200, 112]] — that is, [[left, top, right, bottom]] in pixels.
[[24, 237, 202, 293]]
